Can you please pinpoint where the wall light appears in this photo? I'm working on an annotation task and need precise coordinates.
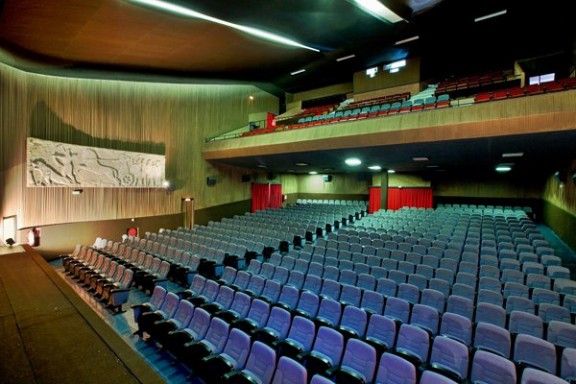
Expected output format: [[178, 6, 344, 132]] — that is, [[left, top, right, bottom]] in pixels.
[[309, 171, 318, 175], [387, 169, 396, 174], [72, 189, 83, 195], [368, 165, 382, 171], [345, 158, 362, 166], [495, 165, 512, 173]]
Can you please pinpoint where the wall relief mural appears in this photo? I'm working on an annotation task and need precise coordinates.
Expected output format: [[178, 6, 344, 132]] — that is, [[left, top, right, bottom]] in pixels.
[[27, 137, 165, 187]]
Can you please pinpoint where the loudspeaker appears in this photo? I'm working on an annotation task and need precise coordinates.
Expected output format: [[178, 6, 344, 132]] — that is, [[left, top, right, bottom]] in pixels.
[[5, 238, 15, 247], [266, 172, 276, 181], [241, 174, 251, 183], [323, 174, 333, 182], [206, 177, 217, 186]]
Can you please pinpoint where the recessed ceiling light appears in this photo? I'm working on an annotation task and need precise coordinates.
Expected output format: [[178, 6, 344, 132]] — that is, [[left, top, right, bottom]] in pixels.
[[368, 165, 382, 171], [287, 169, 295, 172], [345, 158, 362, 166], [426, 165, 439, 168], [322, 168, 334, 172], [495, 165, 512, 173], [502, 152, 524, 158], [413, 157, 429, 162], [474, 9, 507, 22], [295, 162, 309, 167], [129, 0, 320, 52], [395, 35, 419, 45], [290, 69, 306, 76], [387, 169, 396, 174], [257, 164, 267, 168], [336, 54, 356, 62], [309, 171, 318, 175], [351, 0, 404, 23]]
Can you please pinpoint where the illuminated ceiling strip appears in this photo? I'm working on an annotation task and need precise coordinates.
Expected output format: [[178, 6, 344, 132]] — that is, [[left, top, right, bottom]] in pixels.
[[351, 0, 404, 23], [474, 9, 507, 22], [129, 0, 320, 52], [395, 35, 419, 45], [290, 69, 306, 75], [336, 54, 356, 62]]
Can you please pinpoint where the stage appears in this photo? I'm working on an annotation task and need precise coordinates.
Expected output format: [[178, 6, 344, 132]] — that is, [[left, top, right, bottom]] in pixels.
[[0, 245, 164, 384]]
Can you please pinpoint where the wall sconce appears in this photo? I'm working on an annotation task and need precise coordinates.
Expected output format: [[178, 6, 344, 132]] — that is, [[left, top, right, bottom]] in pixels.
[[72, 189, 83, 195]]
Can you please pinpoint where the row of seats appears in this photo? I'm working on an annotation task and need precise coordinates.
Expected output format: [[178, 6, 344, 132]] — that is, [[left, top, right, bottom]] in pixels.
[[62, 245, 134, 312], [475, 77, 576, 103], [136, 276, 576, 383]]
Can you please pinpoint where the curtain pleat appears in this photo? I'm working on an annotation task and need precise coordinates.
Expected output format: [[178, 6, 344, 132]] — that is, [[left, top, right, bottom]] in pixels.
[[368, 186, 381, 213], [387, 187, 433, 210]]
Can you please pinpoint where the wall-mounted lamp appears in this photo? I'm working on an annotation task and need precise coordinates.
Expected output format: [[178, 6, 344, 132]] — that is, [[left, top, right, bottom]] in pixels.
[[72, 189, 83, 195]]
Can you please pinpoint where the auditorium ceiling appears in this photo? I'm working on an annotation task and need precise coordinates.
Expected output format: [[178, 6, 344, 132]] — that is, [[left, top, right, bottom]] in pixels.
[[0, 0, 573, 93]]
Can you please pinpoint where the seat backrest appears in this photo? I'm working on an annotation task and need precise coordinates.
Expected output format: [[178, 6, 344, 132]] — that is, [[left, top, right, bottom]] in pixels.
[[149, 285, 168, 309], [340, 339, 377, 383], [316, 298, 342, 326], [312, 326, 344, 367], [547, 321, 576, 349], [271, 356, 307, 384], [286, 316, 315, 352], [243, 341, 277, 384], [375, 353, 416, 384], [172, 299, 195, 329], [230, 291, 252, 318], [365, 314, 397, 350], [521, 367, 570, 384], [471, 350, 516, 384], [384, 297, 410, 323], [265, 307, 291, 340], [430, 336, 469, 380], [296, 291, 320, 318], [221, 328, 251, 369], [440, 312, 472, 345], [340, 306, 368, 337], [396, 323, 430, 364], [410, 304, 439, 336], [188, 307, 211, 340], [474, 322, 511, 358], [514, 334, 556, 374], [202, 317, 230, 354], [278, 285, 299, 309]]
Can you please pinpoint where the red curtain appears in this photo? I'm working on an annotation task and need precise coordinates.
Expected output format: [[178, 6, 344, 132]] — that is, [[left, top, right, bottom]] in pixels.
[[368, 186, 381, 214], [251, 183, 270, 213], [251, 183, 283, 212], [387, 187, 433, 210], [269, 184, 283, 209]]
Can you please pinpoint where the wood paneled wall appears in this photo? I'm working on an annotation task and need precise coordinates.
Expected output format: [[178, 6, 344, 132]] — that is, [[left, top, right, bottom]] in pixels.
[[353, 57, 421, 94], [0, 62, 278, 230], [297, 174, 369, 195]]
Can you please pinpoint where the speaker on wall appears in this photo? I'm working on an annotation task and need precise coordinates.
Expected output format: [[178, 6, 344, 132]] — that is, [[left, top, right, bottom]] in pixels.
[[206, 176, 217, 186], [241, 174, 251, 183], [323, 174, 333, 182], [266, 172, 276, 181]]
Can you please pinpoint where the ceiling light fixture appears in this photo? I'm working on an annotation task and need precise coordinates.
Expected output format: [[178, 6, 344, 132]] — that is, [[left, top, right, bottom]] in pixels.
[[395, 35, 419, 45], [502, 152, 524, 158], [345, 158, 362, 166], [257, 164, 267, 168], [336, 54, 356, 62], [295, 162, 309, 167], [413, 157, 429, 162], [426, 165, 439, 168], [129, 0, 320, 52], [387, 169, 396, 174], [474, 9, 507, 23], [350, 0, 404, 23], [309, 171, 318, 175], [368, 165, 382, 171], [290, 69, 306, 76], [495, 165, 512, 173]]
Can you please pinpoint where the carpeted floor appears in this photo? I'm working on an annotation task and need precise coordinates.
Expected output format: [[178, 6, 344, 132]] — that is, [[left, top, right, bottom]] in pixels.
[[0, 246, 165, 384]]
